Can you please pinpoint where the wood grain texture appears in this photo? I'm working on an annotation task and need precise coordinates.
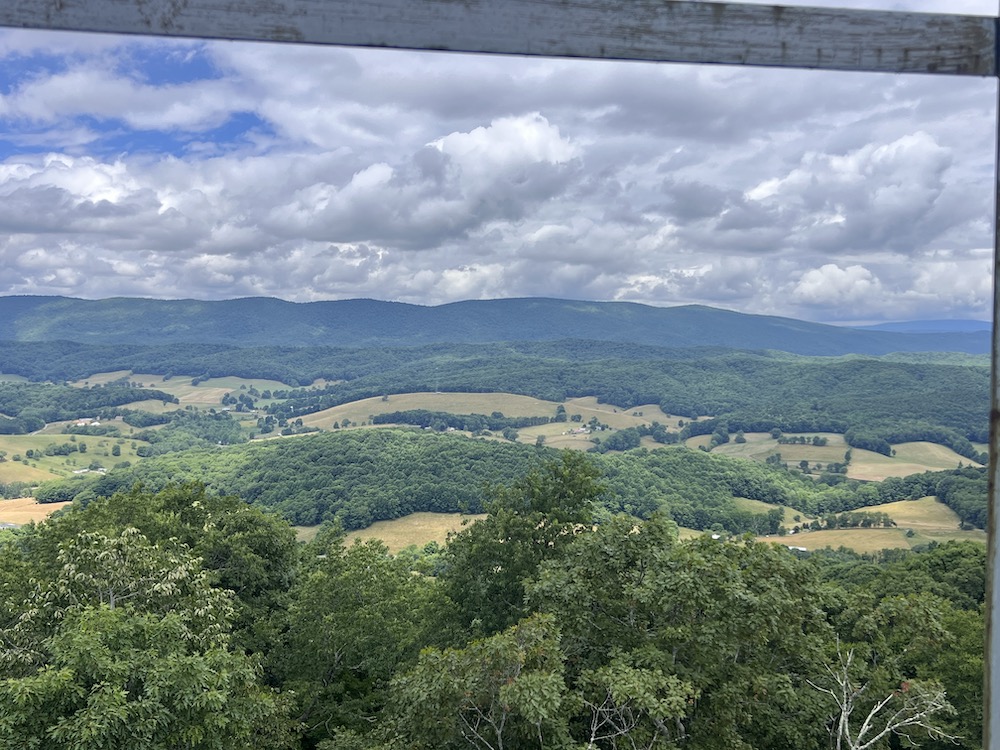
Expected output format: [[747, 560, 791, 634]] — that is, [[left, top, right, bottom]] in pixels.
[[0, 0, 994, 76]]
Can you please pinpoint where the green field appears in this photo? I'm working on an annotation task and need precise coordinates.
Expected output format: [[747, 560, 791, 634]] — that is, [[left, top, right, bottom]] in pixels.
[[848, 442, 981, 481], [304, 502, 979, 557], [0, 430, 150, 482], [0, 373, 28, 383], [300, 391, 562, 430], [732, 496, 815, 526]]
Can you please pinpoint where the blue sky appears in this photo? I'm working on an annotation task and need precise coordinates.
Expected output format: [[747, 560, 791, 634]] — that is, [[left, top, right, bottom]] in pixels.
[[0, 0, 996, 323]]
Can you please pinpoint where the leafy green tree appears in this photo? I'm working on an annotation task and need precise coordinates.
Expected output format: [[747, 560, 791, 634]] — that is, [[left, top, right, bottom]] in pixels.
[[391, 613, 568, 750], [0, 607, 293, 750], [527, 516, 833, 749], [0, 520, 294, 748], [439, 452, 603, 635], [270, 536, 440, 746]]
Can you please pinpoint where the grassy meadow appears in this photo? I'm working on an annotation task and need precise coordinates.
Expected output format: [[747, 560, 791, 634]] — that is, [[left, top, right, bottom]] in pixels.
[[762, 496, 985, 553], [72, 373, 292, 410], [732, 496, 816, 526], [848, 442, 981, 481], [300, 392, 563, 430], [698, 431, 976, 481], [299, 496, 984, 556], [299, 393, 686, 453], [0, 430, 149, 482]]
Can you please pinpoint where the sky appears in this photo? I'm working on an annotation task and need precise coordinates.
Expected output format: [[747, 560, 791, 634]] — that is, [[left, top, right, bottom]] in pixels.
[[0, 0, 996, 323]]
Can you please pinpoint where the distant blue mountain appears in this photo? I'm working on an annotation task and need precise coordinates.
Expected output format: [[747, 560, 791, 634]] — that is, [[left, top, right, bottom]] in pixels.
[[0, 295, 990, 356], [852, 320, 991, 334]]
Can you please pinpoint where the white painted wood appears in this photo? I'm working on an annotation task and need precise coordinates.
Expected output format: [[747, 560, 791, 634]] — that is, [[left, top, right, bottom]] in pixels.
[[0, 0, 994, 76]]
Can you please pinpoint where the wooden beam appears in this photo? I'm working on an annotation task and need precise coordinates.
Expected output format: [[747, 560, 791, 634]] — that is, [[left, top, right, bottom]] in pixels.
[[0, 0, 995, 77]]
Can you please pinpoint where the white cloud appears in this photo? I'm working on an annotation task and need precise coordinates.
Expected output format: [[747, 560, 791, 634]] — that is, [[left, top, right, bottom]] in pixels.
[[793, 264, 883, 306], [0, 13, 994, 321]]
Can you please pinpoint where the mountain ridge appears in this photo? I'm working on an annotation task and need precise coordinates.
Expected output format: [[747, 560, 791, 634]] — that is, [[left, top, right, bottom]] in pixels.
[[0, 295, 988, 356]]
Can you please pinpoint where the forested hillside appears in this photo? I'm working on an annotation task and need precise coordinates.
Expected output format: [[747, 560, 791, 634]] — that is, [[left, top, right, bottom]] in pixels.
[[1, 339, 989, 455], [1, 464, 985, 749], [32, 429, 989, 533], [0, 294, 991, 748], [0, 295, 989, 353]]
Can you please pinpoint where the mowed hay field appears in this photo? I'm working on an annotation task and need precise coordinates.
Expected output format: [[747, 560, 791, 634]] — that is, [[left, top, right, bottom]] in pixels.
[[732, 496, 816, 526], [762, 496, 985, 553], [297, 392, 688, 453], [848, 442, 981, 481], [72, 373, 293, 410], [710, 432, 848, 464], [0, 497, 71, 525], [300, 392, 562, 431], [296, 512, 487, 553], [520, 398, 682, 451], [300, 496, 983, 556], [703, 432, 977, 481], [305, 513, 703, 552]]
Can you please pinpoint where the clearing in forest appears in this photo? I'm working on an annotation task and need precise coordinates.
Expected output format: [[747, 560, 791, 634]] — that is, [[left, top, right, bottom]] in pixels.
[[761, 496, 985, 553], [702, 431, 977, 481], [71, 373, 291, 410], [300, 392, 562, 430], [296, 512, 487, 553], [732, 496, 815, 526], [847, 442, 981, 481], [0, 432, 150, 482], [0, 496, 71, 525]]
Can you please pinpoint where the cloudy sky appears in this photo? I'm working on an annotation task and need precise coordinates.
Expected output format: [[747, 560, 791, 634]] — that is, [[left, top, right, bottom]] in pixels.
[[0, 0, 996, 323]]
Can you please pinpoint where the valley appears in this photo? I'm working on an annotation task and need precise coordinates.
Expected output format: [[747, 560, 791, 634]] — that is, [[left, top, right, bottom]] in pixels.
[[0, 296, 991, 749]]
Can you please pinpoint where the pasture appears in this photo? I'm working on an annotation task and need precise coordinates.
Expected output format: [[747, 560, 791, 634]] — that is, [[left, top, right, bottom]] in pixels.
[[759, 496, 985, 553], [296, 391, 689, 454], [0, 373, 28, 383], [0, 431, 150, 482], [703, 431, 976, 481], [298, 392, 684, 439], [71, 372, 291, 410], [300, 392, 563, 430], [732, 496, 815, 526], [847, 442, 981, 481], [298, 494, 985, 557], [0, 496, 71, 526], [561, 397, 677, 429]]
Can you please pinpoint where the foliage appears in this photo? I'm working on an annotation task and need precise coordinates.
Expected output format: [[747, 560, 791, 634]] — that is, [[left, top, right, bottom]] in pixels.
[[129, 409, 248, 454], [0, 458, 984, 750], [439, 451, 602, 635], [0, 382, 177, 432], [0, 486, 298, 747]]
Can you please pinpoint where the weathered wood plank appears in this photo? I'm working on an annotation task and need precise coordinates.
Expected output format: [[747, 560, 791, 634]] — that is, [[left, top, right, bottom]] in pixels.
[[0, 0, 994, 77]]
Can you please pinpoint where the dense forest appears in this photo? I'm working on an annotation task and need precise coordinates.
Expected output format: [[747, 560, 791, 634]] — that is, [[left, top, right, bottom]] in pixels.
[[0, 459, 985, 749], [31, 429, 989, 533]]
